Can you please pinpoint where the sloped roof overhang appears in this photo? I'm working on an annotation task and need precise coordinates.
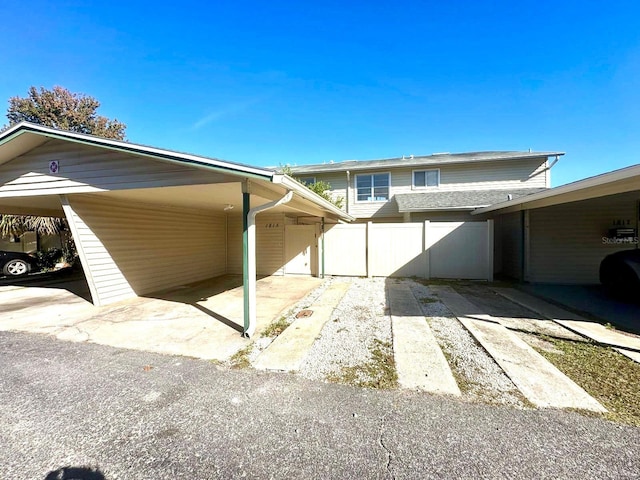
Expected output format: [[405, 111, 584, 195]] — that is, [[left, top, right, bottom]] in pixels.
[[472, 163, 640, 216], [0, 122, 353, 222]]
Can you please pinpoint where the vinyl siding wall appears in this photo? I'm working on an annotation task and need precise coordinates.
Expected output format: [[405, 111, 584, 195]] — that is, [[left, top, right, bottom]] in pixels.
[[226, 212, 286, 276], [0, 139, 232, 197], [310, 158, 548, 220], [66, 195, 227, 305], [528, 191, 640, 284]]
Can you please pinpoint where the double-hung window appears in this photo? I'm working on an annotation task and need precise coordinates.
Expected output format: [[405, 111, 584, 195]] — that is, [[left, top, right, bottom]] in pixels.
[[412, 169, 439, 189], [297, 176, 316, 186], [356, 173, 390, 202]]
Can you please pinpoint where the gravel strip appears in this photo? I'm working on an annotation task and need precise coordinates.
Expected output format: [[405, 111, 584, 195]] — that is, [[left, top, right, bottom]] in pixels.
[[405, 279, 527, 407], [245, 277, 337, 364], [298, 277, 392, 383]]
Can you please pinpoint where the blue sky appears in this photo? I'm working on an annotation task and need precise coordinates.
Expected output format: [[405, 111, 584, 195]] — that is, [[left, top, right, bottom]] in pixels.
[[2, 1, 639, 186]]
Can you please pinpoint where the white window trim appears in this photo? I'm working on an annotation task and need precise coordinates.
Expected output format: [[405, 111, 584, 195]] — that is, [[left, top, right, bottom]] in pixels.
[[412, 168, 440, 190], [354, 172, 391, 203]]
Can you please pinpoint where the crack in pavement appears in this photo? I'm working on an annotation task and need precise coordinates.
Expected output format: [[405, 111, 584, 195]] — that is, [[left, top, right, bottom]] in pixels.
[[377, 411, 395, 479]]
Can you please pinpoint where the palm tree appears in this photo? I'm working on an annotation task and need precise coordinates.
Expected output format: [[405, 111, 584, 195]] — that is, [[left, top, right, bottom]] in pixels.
[[0, 214, 66, 238]]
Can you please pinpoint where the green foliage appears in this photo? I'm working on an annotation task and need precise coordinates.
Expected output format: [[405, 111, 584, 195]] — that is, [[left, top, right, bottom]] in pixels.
[[34, 248, 64, 270], [276, 164, 344, 209], [7, 86, 127, 140]]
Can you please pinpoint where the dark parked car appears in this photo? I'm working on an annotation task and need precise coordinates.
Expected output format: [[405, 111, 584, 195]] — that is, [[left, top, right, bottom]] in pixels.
[[0, 250, 39, 276], [599, 248, 640, 299]]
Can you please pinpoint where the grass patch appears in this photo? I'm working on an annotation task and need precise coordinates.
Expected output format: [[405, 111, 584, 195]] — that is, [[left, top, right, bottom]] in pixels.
[[229, 343, 254, 369], [326, 339, 398, 389], [420, 296, 438, 304], [261, 316, 290, 338], [536, 337, 640, 426]]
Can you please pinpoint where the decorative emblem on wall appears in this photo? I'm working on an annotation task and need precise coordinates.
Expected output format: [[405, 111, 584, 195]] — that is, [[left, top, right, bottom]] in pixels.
[[49, 160, 59, 174]]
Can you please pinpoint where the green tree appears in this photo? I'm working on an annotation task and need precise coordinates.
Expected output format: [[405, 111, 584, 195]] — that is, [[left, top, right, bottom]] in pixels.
[[2, 86, 127, 259], [277, 164, 344, 209], [7, 85, 127, 140]]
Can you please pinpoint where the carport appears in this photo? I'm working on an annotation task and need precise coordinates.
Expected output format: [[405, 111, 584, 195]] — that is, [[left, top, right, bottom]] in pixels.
[[475, 163, 640, 284], [0, 122, 352, 337]]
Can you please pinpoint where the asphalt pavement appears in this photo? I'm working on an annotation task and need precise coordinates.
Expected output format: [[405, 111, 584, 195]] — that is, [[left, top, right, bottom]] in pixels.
[[1, 331, 639, 480]]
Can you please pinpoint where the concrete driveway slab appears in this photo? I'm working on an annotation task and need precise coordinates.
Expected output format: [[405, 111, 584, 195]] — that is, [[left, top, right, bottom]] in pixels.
[[0, 275, 323, 361], [254, 282, 350, 371], [495, 287, 640, 363], [433, 286, 607, 412], [387, 283, 460, 395]]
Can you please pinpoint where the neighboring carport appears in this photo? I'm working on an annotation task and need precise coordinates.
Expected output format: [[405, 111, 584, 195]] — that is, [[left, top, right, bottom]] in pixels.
[[0, 122, 352, 337], [474, 163, 640, 284]]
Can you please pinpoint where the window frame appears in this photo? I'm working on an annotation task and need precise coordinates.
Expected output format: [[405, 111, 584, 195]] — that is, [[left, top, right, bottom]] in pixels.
[[354, 172, 391, 203], [297, 176, 316, 186], [412, 168, 440, 190]]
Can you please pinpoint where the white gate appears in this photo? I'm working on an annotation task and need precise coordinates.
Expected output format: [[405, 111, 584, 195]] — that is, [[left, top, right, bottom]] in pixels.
[[284, 225, 316, 275], [323, 221, 493, 280], [427, 222, 492, 280]]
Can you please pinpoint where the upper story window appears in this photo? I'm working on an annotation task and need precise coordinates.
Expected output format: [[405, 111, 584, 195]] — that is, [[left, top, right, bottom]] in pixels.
[[297, 176, 316, 186], [356, 173, 390, 202], [412, 169, 439, 189]]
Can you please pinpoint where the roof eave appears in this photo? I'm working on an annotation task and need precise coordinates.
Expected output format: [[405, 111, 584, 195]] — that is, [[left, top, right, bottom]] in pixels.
[[473, 163, 640, 215], [274, 174, 354, 222], [0, 122, 275, 181], [291, 152, 565, 174]]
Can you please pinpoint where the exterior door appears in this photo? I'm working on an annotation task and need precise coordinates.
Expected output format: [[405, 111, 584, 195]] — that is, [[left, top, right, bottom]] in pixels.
[[284, 225, 316, 275]]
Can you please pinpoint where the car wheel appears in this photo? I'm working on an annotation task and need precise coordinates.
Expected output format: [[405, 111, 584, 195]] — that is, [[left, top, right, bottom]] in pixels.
[[2, 259, 30, 276]]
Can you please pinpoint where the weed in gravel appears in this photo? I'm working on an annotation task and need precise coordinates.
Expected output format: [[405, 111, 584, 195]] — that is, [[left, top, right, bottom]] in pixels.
[[420, 296, 438, 304], [352, 305, 372, 321], [535, 337, 640, 426], [229, 344, 253, 369], [326, 339, 398, 389], [261, 316, 290, 338]]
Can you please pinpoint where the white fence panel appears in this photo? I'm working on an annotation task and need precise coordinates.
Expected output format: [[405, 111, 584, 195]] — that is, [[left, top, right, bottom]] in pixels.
[[323, 224, 367, 276], [368, 223, 426, 277], [427, 222, 491, 280], [323, 221, 493, 280]]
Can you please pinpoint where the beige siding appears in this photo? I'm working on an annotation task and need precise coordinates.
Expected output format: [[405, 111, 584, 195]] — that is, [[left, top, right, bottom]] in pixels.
[[313, 157, 548, 220], [226, 216, 243, 274], [409, 211, 477, 222], [65, 194, 226, 305], [0, 139, 232, 197], [225, 212, 288, 276], [256, 212, 285, 275], [528, 191, 640, 284]]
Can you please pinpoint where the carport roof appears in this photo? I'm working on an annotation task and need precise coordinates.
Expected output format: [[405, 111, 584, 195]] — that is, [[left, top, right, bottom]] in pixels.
[[0, 122, 353, 222], [472, 163, 640, 215], [0, 122, 274, 178]]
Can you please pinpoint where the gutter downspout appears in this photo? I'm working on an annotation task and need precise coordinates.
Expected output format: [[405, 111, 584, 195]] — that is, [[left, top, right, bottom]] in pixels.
[[346, 170, 350, 215], [243, 190, 294, 338]]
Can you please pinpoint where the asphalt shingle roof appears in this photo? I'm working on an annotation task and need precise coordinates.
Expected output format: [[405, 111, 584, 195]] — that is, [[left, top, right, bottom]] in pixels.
[[394, 188, 548, 212], [289, 151, 563, 174]]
